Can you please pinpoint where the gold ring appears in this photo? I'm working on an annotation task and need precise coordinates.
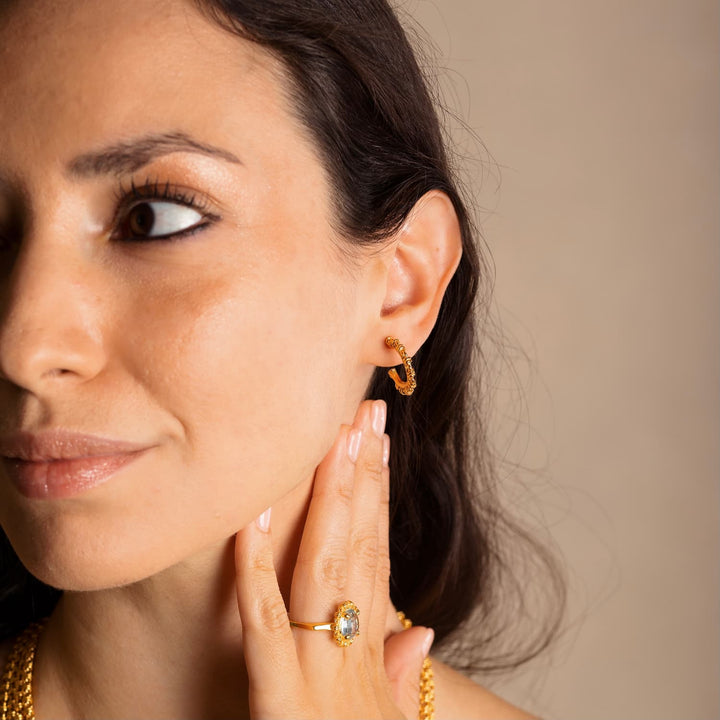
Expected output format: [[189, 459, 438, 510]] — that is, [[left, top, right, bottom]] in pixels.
[[289, 600, 360, 647]]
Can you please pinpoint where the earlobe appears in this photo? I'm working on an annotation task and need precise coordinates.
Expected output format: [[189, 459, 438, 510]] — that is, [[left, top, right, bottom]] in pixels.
[[372, 190, 462, 362]]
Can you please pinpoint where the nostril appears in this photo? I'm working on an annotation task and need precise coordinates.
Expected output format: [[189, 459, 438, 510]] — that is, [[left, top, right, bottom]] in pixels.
[[0, 331, 106, 391], [45, 368, 75, 378]]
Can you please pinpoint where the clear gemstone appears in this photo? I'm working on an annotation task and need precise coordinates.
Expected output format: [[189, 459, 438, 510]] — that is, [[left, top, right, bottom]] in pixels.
[[338, 609, 359, 640]]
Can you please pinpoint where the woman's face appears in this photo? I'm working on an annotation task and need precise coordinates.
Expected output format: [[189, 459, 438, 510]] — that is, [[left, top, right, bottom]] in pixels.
[[0, 0, 384, 589]]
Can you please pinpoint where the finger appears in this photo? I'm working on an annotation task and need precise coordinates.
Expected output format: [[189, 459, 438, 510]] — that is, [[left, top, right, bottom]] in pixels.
[[235, 510, 308, 718], [384, 626, 435, 720], [345, 400, 388, 640], [369, 432, 391, 645], [289, 419, 357, 634]]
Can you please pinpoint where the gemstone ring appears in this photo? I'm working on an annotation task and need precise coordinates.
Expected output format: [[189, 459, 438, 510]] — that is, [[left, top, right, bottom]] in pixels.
[[289, 600, 360, 647]]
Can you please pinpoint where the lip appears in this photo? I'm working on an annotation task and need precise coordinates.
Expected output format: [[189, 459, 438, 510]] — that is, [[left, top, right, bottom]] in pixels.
[[0, 430, 154, 500]]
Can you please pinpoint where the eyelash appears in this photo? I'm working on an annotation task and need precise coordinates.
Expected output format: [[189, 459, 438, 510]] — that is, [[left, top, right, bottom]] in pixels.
[[111, 176, 219, 241]]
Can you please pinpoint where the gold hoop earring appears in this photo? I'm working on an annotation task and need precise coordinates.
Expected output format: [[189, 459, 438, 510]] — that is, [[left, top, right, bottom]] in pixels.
[[385, 336, 417, 396]]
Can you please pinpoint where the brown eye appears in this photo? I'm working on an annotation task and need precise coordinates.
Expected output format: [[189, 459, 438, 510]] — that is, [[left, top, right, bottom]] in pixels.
[[128, 203, 155, 237], [121, 200, 205, 240]]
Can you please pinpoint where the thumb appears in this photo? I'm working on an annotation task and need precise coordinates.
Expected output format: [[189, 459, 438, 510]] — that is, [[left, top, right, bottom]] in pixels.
[[384, 626, 434, 717]]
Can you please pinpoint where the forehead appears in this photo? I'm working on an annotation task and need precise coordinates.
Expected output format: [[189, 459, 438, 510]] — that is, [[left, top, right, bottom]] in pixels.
[[0, 0, 302, 177]]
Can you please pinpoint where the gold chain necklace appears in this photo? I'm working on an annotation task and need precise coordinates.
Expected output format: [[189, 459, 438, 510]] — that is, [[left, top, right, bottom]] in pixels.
[[396, 612, 435, 720], [1, 621, 43, 720], [1, 615, 435, 720]]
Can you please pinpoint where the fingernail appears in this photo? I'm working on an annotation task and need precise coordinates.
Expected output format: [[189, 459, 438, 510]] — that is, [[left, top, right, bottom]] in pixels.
[[382, 434, 390, 467], [422, 628, 435, 657], [347, 428, 363, 463], [255, 507, 272, 533], [371, 399, 387, 438]]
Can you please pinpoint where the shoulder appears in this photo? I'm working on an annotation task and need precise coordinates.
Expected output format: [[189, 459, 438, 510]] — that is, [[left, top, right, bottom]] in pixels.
[[432, 658, 539, 720]]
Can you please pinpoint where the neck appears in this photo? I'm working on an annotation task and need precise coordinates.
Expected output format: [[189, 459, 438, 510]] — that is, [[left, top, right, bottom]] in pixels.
[[35, 477, 313, 720]]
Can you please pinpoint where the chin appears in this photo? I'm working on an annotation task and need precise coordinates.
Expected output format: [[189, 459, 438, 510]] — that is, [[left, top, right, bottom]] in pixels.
[[1, 510, 211, 594], [10, 535, 161, 593]]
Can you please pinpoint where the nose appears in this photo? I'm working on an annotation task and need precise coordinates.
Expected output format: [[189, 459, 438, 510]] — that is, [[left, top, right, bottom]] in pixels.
[[0, 238, 106, 394]]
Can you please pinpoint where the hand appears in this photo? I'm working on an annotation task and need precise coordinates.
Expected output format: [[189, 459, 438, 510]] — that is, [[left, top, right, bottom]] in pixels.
[[234, 399, 434, 719]]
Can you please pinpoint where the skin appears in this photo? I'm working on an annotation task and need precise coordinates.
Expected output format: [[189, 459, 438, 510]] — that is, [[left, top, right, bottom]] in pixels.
[[0, 0, 536, 717]]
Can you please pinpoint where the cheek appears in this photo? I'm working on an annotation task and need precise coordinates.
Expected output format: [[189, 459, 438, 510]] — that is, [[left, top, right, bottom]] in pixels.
[[122, 249, 359, 512], [0, 251, 363, 592]]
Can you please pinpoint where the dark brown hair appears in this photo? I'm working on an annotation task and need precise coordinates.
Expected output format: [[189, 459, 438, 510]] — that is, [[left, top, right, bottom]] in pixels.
[[0, 0, 565, 674]]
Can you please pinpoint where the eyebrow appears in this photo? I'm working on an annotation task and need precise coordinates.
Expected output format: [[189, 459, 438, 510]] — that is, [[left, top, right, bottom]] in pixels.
[[65, 130, 242, 178]]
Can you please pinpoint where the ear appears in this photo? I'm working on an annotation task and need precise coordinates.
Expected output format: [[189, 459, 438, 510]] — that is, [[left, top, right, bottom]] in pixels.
[[362, 190, 463, 365]]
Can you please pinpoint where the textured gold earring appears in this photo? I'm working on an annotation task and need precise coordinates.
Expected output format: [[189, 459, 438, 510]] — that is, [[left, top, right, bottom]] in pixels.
[[385, 337, 417, 396]]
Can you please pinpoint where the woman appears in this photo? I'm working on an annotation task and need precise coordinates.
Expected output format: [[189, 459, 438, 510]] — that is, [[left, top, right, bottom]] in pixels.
[[0, 0, 562, 717]]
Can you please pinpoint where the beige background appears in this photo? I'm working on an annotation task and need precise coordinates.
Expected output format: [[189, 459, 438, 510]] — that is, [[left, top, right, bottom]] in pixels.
[[402, 1, 719, 718]]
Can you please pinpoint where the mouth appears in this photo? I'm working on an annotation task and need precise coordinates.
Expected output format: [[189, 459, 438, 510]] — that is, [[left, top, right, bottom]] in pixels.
[[0, 430, 155, 500]]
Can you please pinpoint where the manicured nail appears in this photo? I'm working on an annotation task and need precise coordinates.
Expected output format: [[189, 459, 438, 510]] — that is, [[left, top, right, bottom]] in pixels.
[[422, 628, 435, 657], [255, 507, 272, 533], [347, 428, 363, 463], [371, 399, 387, 438], [382, 434, 390, 467]]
